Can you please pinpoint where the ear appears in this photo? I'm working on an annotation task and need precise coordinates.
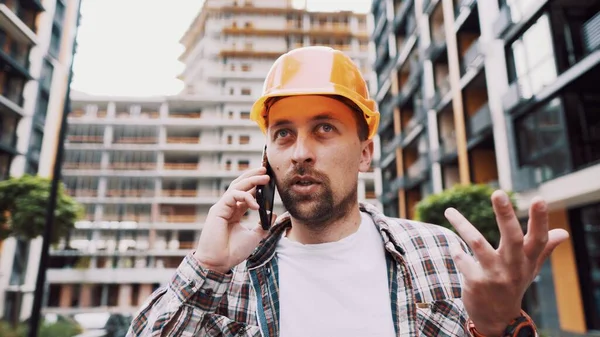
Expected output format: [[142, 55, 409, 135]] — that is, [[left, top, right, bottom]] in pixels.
[[358, 139, 374, 173]]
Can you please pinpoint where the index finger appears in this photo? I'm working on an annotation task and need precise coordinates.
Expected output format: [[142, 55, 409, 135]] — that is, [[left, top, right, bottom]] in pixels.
[[229, 166, 267, 186]]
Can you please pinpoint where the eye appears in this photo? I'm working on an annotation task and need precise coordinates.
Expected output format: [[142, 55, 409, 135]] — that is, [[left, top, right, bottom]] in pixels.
[[275, 129, 290, 139], [318, 123, 335, 133]]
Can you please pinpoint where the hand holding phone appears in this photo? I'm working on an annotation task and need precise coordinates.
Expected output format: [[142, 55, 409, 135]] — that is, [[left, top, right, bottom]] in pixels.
[[256, 145, 276, 230]]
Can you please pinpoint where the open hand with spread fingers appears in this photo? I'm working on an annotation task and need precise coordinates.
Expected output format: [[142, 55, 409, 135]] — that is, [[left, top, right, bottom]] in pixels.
[[444, 190, 570, 336]]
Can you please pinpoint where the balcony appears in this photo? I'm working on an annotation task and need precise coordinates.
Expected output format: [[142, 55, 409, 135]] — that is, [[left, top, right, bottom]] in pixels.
[[62, 162, 102, 170], [396, 60, 422, 106], [66, 189, 98, 198], [67, 135, 103, 144], [0, 44, 30, 78], [381, 132, 404, 162], [0, 4, 38, 45], [109, 162, 157, 170], [102, 214, 151, 222], [161, 190, 198, 197], [105, 189, 154, 197], [583, 12, 600, 54], [169, 112, 201, 119], [431, 135, 458, 163], [454, 0, 476, 19], [219, 47, 285, 59], [114, 137, 157, 145], [163, 163, 198, 170], [160, 215, 198, 223], [393, 0, 413, 32], [468, 103, 492, 138], [426, 28, 447, 60], [166, 137, 200, 144], [461, 39, 483, 76], [429, 76, 451, 110], [406, 156, 429, 187]]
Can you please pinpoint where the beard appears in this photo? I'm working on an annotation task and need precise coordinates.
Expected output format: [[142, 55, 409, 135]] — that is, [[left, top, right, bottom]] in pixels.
[[276, 164, 358, 230]]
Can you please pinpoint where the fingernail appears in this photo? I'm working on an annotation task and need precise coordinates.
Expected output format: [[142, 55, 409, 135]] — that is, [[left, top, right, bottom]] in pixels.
[[497, 192, 509, 206], [535, 198, 547, 211]]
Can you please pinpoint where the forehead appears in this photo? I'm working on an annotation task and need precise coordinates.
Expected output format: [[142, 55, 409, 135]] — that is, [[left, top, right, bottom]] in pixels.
[[266, 95, 356, 126]]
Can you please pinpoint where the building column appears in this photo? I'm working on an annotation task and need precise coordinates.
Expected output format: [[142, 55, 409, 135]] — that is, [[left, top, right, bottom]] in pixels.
[[138, 284, 154, 306], [80, 284, 92, 308], [118, 284, 132, 308], [548, 208, 586, 334], [59, 284, 73, 308]]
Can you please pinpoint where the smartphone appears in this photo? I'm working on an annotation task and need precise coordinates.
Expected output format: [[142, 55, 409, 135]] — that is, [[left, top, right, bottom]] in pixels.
[[256, 145, 276, 230]]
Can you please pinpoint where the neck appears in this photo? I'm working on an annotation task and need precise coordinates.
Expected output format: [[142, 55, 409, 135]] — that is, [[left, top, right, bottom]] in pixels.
[[286, 202, 362, 244]]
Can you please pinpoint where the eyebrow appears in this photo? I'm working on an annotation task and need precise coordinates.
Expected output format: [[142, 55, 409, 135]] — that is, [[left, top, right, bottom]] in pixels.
[[270, 113, 337, 129]]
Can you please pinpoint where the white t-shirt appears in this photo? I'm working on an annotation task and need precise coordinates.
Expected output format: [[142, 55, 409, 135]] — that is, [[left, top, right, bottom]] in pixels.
[[276, 212, 396, 337]]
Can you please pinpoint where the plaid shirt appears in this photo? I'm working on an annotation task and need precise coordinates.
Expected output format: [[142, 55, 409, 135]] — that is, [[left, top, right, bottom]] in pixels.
[[127, 202, 484, 336]]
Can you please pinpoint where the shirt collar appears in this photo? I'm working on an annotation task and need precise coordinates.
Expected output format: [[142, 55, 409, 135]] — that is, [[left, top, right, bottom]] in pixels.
[[246, 202, 406, 270]]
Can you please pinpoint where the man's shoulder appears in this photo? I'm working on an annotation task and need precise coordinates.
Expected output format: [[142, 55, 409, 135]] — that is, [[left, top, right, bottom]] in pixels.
[[384, 215, 459, 242]]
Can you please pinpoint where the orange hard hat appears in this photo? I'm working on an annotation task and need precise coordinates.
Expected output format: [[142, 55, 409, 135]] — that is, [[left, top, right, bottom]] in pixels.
[[250, 46, 379, 140]]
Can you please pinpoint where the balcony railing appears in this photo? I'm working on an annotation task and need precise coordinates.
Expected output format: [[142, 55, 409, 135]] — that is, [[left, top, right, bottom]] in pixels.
[[161, 190, 198, 197], [166, 137, 200, 144], [102, 214, 151, 222], [160, 215, 198, 223], [583, 11, 600, 54], [62, 163, 102, 170], [66, 189, 98, 197], [461, 39, 483, 75], [454, 0, 476, 18], [163, 163, 198, 170], [114, 137, 158, 144], [169, 112, 201, 119], [105, 189, 154, 197], [67, 135, 104, 143], [468, 103, 492, 137], [109, 163, 156, 170]]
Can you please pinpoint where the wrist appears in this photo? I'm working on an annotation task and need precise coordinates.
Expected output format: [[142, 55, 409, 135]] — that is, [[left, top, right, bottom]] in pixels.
[[469, 310, 536, 337], [193, 252, 231, 274]]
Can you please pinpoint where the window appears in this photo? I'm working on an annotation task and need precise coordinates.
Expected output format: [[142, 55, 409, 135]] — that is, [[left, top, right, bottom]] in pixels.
[[240, 111, 250, 119], [239, 135, 250, 144], [506, 14, 556, 99], [241, 88, 251, 95], [40, 60, 54, 91], [238, 159, 250, 170], [514, 98, 570, 182], [226, 135, 233, 144], [570, 202, 600, 330], [35, 92, 49, 123], [241, 64, 251, 71], [49, 25, 61, 58]]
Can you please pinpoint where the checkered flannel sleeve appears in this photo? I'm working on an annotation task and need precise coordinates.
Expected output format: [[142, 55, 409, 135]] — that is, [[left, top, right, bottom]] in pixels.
[[126, 252, 258, 337]]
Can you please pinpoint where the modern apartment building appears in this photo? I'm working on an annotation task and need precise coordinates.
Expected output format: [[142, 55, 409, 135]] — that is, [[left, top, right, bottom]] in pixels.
[[0, 0, 82, 323], [370, 0, 599, 335], [43, 0, 380, 316]]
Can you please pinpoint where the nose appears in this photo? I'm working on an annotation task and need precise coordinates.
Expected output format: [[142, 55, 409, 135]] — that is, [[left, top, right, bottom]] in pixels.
[[291, 134, 315, 165]]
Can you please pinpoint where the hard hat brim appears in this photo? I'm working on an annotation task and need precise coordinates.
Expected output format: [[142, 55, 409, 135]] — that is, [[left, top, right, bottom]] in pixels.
[[250, 84, 380, 140]]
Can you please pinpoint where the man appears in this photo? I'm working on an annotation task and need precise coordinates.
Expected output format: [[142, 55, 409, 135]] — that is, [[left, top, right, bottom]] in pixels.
[[127, 46, 569, 336]]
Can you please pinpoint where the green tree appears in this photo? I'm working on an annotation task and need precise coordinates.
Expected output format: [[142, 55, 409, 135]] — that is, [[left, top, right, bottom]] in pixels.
[[0, 319, 83, 337], [414, 184, 517, 248], [0, 175, 83, 243]]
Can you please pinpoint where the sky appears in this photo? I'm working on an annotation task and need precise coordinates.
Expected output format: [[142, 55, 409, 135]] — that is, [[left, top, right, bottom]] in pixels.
[[70, 0, 372, 97]]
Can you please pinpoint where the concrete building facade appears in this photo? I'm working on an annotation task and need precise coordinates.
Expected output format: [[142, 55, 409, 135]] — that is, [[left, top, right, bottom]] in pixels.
[[370, 0, 599, 335], [0, 0, 82, 323]]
